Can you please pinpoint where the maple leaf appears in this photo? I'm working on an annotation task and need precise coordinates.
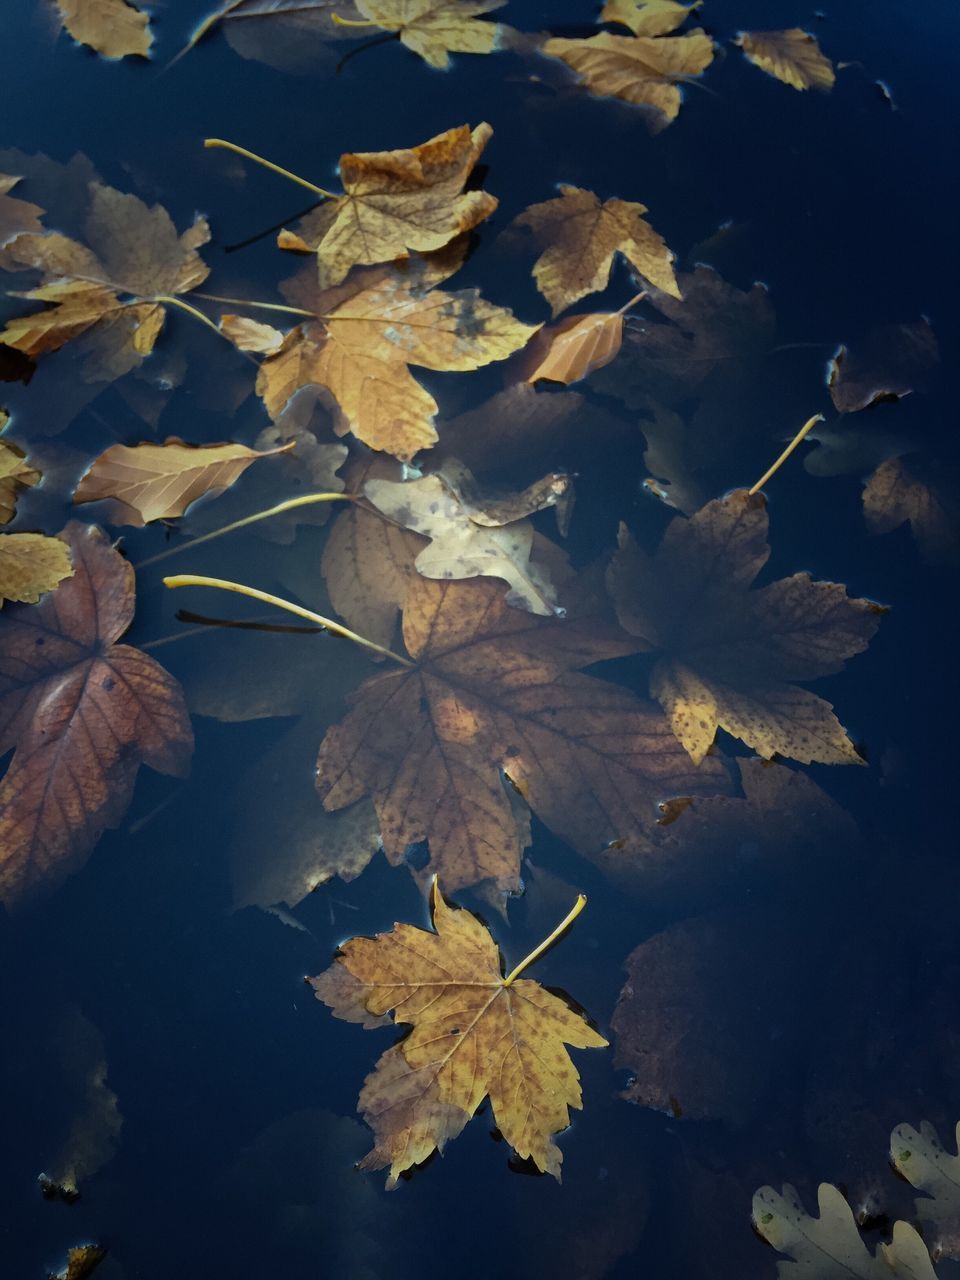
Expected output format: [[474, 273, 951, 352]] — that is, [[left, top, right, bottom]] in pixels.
[[0, 437, 41, 523], [226, 252, 537, 461], [0, 523, 193, 907], [276, 124, 498, 286], [363, 459, 571, 615], [0, 174, 44, 249], [511, 185, 679, 316], [735, 29, 835, 92], [828, 317, 939, 414], [1, 182, 210, 382], [350, 0, 505, 69], [862, 456, 960, 565], [323, 508, 425, 651], [599, 0, 699, 36], [317, 574, 726, 892], [72, 437, 296, 527], [309, 879, 607, 1185], [607, 489, 885, 765], [892, 1121, 960, 1260], [55, 0, 153, 59], [542, 30, 714, 131], [0, 532, 74, 606], [752, 1184, 937, 1278]]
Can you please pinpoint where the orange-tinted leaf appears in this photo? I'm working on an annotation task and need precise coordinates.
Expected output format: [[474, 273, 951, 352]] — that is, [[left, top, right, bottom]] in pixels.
[[519, 309, 627, 385], [0, 524, 193, 907]]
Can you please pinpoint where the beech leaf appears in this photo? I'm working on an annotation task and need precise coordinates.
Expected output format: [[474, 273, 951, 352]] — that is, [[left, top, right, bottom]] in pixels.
[[0, 532, 74, 606], [308, 879, 607, 1186], [735, 29, 835, 92], [519, 307, 630, 385]]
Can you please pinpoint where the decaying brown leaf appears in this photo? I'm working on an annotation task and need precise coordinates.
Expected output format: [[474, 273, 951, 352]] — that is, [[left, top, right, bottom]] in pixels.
[[317, 574, 726, 893], [73, 437, 296, 527], [862, 456, 960, 565], [353, 0, 505, 68], [363, 459, 571, 614], [607, 489, 885, 764], [735, 28, 835, 92], [542, 30, 714, 131], [600, 0, 698, 36], [55, 0, 153, 59], [309, 879, 607, 1185], [49, 1244, 108, 1280], [1, 182, 210, 383], [0, 524, 193, 907], [227, 251, 536, 461], [829, 318, 939, 414], [277, 124, 498, 286], [519, 306, 630, 385], [0, 531, 73, 606], [511, 185, 679, 316], [0, 437, 41, 523], [0, 175, 44, 249]]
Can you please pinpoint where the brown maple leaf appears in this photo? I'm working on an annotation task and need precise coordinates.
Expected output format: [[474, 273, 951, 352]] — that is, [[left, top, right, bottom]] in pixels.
[[309, 879, 607, 1185], [224, 251, 537, 461], [735, 28, 834, 92], [0, 523, 193, 907], [276, 124, 498, 286], [542, 30, 714, 131], [1, 181, 210, 382], [511, 185, 679, 316], [55, 0, 153, 59], [317, 574, 726, 893], [606, 489, 885, 765]]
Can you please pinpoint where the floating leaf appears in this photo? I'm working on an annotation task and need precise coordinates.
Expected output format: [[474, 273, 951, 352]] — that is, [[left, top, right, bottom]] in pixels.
[[55, 0, 153, 59], [73, 438, 296, 527], [0, 438, 41, 523], [0, 531, 73, 606], [607, 490, 885, 764], [0, 175, 44, 249], [0, 524, 193, 908], [49, 1245, 108, 1280], [542, 30, 714, 131], [892, 1121, 960, 1260], [352, 0, 505, 68], [829, 318, 939, 414], [863, 456, 960, 565], [511, 185, 679, 316], [735, 29, 835, 92], [519, 307, 630, 385], [317, 574, 725, 892], [278, 124, 498, 287], [309, 879, 607, 1185], [600, 0, 698, 36]]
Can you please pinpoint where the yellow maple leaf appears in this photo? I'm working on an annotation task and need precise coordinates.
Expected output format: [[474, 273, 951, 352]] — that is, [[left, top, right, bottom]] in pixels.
[[735, 29, 835, 92], [512, 185, 679, 316], [55, 0, 153, 59], [348, 0, 505, 68], [309, 878, 607, 1186]]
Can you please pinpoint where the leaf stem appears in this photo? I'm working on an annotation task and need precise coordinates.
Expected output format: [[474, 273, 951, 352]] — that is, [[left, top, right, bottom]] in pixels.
[[193, 292, 315, 318], [615, 290, 647, 317], [162, 574, 414, 667], [136, 492, 355, 569], [502, 894, 587, 987], [152, 294, 223, 338], [330, 12, 381, 25], [748, 413, 823, 495], [204, 139, 339, 199]]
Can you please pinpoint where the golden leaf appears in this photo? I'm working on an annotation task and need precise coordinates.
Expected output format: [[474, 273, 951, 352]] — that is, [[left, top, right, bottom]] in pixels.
[[352, 0, 505, 68], [50, 1244, 108, 1280], [542, 30, 714, 131], [317, 575, 726, 892], [73, 437, 296, 527], [735, 28, 835, 92], [55, 0, 153, 59], [862, 456, 960, 565], [0, 438, 41, 524], [308, 879, 607, 1185], [363, 459, 571, 615], [277, 124, 498, 286], [607, 490, 885, 765], [0, 532, 73, 606], [519, 308, 628, 385], [599, 0, 699, 36], [512, 185, 678, 316], [0, 174, 44, 249], [1, 183, 210, 382]]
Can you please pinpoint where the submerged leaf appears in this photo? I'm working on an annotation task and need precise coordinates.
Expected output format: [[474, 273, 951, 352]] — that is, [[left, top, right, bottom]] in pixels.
[[0, 532, 73, 606], [353, 0, 505, 68], [828, 318, 939, 414], [735, 29, 834, 92], [55, 0, 153, 59], [0, 175, 45, 248], [863, 456, 960, 565], [892, 1121, 960, 1260], [309, 880, 607, 1185]]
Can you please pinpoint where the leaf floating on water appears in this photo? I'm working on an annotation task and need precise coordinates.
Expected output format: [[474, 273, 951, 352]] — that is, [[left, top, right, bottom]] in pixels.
[[309, 879, 607, 1186], [55, 0, 153, 60], [519, 308, 629, 385], [73, 438, 297, 527], [511, 185, 679, 316], [0, 438, 42, 524], [276, 124, 498, 287], [541, 30, 714, 131], [607, 489, 885, 765], [599, 0, 699, 37], [0, 524, 193, 908], [891, 1120, 960, 1260], [828, 317, 939, 414], [0, 175, 45, 249], [350, 0, 505, 69], [0, 531, 73, 606], [863, 456, 960, 566], [735, 28, 835, 92]]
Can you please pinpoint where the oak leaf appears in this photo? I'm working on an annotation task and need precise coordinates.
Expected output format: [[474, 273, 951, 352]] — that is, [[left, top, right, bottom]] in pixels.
[[0, 438, 41, 523], [511, 185, 679, 316], [55, 0, 153, 59], [735, 29, 835, 92], [828, 318, 939, 414], [73, 437, 296, 527], [1, 182, 210, 382], [892, 1121, 960, 1260], [863, 456, 960, 565], [316, 574, 726, 893], [0, 523, 193, 907], [309, 879, 607, 1185], [600, 0, 698, 36], [542, 30, 714, 131], [363, 459, 571, 615], [0, 532, 74, 606], [352, 0, 505, 68], [0, 175, 44, 249], [277, 124, 498, 286], [607, 489, 885, 764]]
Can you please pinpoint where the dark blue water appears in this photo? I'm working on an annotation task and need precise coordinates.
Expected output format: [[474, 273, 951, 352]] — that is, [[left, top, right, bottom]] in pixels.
[[1, 1, 959, 1276]]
